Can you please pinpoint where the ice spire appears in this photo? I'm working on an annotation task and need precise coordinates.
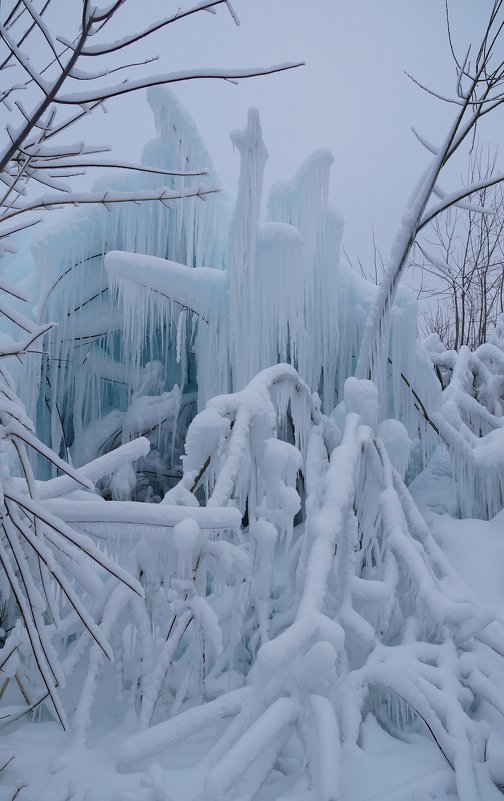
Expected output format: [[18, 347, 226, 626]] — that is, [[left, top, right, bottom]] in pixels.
[[227, 109, 269, 392]]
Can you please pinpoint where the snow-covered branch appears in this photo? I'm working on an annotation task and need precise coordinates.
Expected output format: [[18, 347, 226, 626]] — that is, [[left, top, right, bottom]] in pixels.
[[0, 185, 220, 224]]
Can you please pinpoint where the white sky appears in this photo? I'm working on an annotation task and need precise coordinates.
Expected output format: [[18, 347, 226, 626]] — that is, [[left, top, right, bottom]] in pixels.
[[6, 1, 504, 268]]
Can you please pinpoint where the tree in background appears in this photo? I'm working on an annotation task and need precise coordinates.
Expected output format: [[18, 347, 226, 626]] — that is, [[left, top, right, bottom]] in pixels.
[[356, 0, 504, 385], [415, 146, 504, 350]]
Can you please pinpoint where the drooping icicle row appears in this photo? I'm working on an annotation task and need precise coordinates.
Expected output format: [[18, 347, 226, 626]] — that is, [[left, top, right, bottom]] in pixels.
[[28, 88, 227, 465], [424, 315, 504, 518]]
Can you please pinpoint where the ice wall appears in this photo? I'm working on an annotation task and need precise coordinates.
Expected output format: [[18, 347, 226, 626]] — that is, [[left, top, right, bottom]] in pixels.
[[107, 108, 343, 412], [26, 88, 440, 472]]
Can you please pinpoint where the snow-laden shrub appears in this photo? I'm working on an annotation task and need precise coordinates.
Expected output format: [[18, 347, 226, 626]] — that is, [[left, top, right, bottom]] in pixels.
[[0, 290, 145, 729], [106, 370, 504, 801], [425, 315, 504, 518]]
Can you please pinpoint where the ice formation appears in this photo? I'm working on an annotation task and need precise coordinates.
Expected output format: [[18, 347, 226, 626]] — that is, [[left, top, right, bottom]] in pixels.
[[26, 87, 229, 479], [4, 86, 504, 801], [111, 370, 504, 801], [27, 88, 440, 485], [423, 316, 504, 518]]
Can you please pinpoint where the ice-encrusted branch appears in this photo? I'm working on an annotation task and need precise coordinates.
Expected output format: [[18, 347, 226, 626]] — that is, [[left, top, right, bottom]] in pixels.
[[105, 250, 226, 323], [24, 158, 209, 177], [170, 365, 319, 514], [0, 185, 220, 224]]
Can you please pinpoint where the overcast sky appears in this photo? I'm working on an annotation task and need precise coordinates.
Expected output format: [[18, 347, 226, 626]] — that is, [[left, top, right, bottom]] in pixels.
[[8, 1, 504, 269], [92, 0, 502, 265]]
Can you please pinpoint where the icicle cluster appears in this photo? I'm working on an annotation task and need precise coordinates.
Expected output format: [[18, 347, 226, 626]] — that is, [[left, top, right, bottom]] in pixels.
[[108, 105, 344, 413], [424, 315, 504, 518], [0, 284, 145, 729], [27, 88, 228, 475]]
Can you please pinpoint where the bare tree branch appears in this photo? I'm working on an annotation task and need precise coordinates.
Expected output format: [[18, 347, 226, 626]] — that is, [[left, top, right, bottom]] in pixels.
[[356, 0, 504, 382]]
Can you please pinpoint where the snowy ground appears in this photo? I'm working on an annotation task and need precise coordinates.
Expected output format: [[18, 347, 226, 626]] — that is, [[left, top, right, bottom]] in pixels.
[[3, 712, 455, 801]]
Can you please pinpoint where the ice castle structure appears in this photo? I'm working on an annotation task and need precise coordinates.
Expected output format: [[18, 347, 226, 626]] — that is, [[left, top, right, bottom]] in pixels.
[[26, 88, 440, 472]]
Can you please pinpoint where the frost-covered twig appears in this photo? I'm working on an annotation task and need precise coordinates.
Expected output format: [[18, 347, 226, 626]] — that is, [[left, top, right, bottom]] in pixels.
[[0, 0, 302, 255]]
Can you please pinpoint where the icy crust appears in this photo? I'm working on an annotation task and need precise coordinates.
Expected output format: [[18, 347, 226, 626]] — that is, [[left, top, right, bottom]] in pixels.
[[105, 250, 228, 415], [24, 477, 249, 747], [105, 371, 504, 801], [142, 84, 230, 271]]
